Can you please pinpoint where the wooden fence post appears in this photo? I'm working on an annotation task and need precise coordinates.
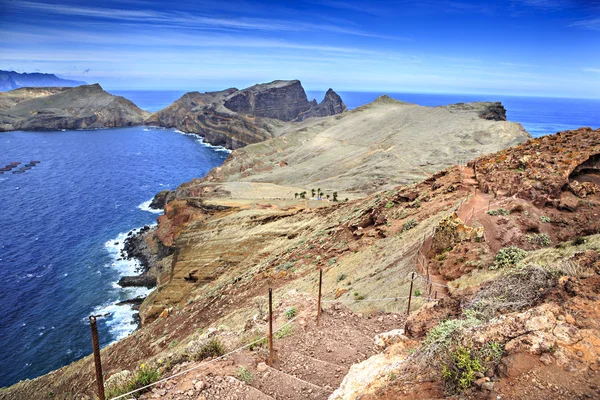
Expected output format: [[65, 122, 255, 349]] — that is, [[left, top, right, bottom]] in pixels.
[[268, 288, 274, 366], [407, 272, 414, 315], [317, 268, 323, 326]]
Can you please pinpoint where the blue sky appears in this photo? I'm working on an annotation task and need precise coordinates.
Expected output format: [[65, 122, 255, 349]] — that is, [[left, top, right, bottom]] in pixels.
[[0, 0, 599, 97]]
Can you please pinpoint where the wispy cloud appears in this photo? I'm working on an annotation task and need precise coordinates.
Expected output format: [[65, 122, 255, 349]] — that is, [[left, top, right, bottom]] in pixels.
[[7, 1, 409, 40], [583, 68, 600, 73], [570, 18, 600, 30]]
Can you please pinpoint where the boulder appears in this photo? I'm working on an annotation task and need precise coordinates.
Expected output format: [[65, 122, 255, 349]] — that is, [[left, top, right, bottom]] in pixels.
[[373, 329, 408, 350]]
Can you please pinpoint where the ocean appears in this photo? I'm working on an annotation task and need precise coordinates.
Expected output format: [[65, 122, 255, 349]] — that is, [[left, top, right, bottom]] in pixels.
[[0, 89, 598, 388]]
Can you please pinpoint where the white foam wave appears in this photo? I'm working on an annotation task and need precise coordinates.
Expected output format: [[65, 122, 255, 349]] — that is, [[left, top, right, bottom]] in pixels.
[[175, 129, 232, 154], [137, 199, 162, 214], [98, 226, 156, 341]]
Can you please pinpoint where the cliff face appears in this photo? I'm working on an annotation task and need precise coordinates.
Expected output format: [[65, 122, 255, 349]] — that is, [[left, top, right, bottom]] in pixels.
[[145, 80, 346, 149], [0, 70, 86, 92], [0, 84, 150, 132]]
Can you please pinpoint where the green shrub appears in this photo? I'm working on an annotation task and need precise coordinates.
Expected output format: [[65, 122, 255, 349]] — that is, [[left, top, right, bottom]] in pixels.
[[442, 346, 484, 393], [540, 215, 551, 223], [385, 201, 395, 209], [275, 324, 293, 339], [414, 289, 421, 297], [337, 273, 347, 282], [276, 261, 294, 271], [425, 311, 483, 349], [105, 364, 161, 399], [168, 339, 179, 349], [284, 307, 296, 320], [236, 366, 253, 383], [526, 233, 551, 247], [487, 208, 510, 216], [402, 219, 418, 232], [328, 257, 337, 265], [193, 338, 225, 361], [491, 246, 527, 270]]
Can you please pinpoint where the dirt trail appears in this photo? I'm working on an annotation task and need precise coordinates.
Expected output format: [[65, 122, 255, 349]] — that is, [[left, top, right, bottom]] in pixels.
[[138, 305, 405, 400]]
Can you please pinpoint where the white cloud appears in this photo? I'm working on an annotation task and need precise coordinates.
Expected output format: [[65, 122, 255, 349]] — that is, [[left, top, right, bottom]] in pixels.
[[570, 18, 600, 31], [7, 1, 409, 40]]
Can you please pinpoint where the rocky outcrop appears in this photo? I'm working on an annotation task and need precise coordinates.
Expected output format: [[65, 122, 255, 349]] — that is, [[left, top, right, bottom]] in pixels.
[[296, 88, 347, 121], [0, 84, 150, 132], [472, 127, 600, 207], [0, 70, 86, 92], [145, 80, 346, 149], [149, 189, 171, 210]]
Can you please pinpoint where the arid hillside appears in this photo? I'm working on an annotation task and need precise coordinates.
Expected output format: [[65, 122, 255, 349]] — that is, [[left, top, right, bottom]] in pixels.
[[3, 122, 599, 398]]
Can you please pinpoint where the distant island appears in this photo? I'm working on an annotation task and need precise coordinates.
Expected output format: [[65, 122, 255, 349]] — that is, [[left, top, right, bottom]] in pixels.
[[0, 70, 86, 92]]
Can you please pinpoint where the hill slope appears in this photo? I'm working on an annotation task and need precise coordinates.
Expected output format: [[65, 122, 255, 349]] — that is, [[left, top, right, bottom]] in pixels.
[[0, 84, 150, 131]]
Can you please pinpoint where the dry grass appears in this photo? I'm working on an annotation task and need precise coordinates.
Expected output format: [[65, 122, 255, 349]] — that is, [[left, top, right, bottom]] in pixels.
[[467, 265, 556, 319]]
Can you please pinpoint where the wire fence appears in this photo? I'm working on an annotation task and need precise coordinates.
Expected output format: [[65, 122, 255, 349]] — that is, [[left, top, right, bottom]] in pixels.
[[110, 303, 317, 400]]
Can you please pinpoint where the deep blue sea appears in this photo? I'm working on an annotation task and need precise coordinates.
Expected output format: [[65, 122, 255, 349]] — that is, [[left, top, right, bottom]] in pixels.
[[0, 89, 598, 388]]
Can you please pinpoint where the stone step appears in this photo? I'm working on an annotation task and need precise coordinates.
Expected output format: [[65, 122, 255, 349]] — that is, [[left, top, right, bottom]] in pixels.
[[277, 349, 346, 389], [250, 364, 331, 400]]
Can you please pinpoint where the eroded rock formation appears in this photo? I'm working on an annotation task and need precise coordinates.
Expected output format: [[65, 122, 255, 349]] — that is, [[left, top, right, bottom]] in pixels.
[[145, 80, 346, 149]]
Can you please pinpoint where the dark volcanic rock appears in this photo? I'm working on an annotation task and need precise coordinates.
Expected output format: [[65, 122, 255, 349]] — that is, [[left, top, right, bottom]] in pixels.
[[478, 102, 507, 121], [118, 275, 157, 288], [116, 296, 146, 310], [0, 84, 150, 132], [150, 189, 171, 210], [296, 88, 347, 121], [223, 80, 312, 121], [145, 80, 346, 150]]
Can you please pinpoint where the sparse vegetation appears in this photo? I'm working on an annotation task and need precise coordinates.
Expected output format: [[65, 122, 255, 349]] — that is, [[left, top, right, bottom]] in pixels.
[[491, 246, 527, 270], [385, 201, 395, 209], [487, 208, 510, 216], [527, 233, 551, 247], [193, 338, 225, 361], [573, 236, 587, 246], [276, 261, 294, 271], [275, 324, 293, 339], [168, 339, 179, 349], [540, 215, 551, 223], [333, 191, 338, 201], [337, 273, 347, 282], [441, 346, 484, 393], [414, 289, 421, 297], [468, 265, 555, 319], [284, 307, 296, 320], [402, 219, 418, 232], [236, 366, 253, 383], [425, 311, 483, 350], [105, 364, 161, 399]]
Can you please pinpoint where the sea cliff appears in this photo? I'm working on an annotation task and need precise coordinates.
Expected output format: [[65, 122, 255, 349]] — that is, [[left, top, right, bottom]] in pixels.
[[145, 80, 347, 149]]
